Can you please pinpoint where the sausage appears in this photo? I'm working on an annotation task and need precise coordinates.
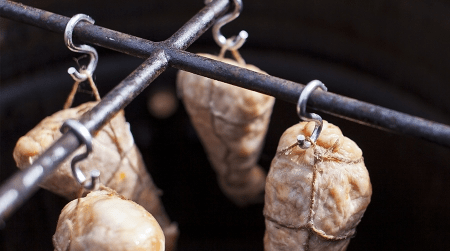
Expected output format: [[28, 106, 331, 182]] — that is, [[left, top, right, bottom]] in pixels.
[[177, 53, 275, 206], [264, 121, 372, 250], [53, 186, 165, 251]]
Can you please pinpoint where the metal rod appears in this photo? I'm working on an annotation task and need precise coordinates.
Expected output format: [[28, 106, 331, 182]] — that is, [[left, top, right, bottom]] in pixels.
[[2, 0, 449, 148], [168, 50, 450, 146], [165, 0, 229, 50], [0, 0, 230, 58], [80, 50, 168, 133], [0, 132, 80, 227], [0, 0, 228, 223]]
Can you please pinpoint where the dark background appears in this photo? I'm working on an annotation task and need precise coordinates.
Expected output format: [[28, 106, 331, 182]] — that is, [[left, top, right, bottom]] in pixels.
[[1, 0, 450, 250]]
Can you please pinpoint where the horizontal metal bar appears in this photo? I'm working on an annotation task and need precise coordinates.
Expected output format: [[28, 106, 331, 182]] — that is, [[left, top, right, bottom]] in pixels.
[[168, 50, 450, 146], [0, 0, 228, 223], [0, 0, 229, 58], [2, 0, 449, 148]]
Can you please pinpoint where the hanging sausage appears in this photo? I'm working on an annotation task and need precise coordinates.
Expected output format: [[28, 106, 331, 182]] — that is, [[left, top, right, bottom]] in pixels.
[[177, 53, 275, 206], [264, 81, 372, 250], [53, 186, 165, 251]]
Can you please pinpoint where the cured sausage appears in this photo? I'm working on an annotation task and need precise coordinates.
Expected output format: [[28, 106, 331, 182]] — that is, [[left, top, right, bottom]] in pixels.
[[53, 186, 165, 251], [264, 121, 372, 250], [177, 53, 275, 206]]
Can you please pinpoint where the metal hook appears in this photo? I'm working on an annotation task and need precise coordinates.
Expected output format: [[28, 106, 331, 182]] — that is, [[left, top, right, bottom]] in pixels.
[[60, 120, 100, 190], [206, 0, 248, 50], [64, 14, 98, 82], [296, 80, 328, 149]]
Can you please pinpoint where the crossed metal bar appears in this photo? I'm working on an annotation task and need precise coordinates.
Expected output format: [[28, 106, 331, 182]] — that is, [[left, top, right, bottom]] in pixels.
[[0, 0, 450, 224]]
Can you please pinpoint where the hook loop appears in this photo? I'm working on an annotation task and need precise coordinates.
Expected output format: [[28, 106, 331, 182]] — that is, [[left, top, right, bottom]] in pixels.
[[64, 14, 98, 82], [60, 119, 100, 190], [296, 80, 328, 149], [207, 0, 248, 50]]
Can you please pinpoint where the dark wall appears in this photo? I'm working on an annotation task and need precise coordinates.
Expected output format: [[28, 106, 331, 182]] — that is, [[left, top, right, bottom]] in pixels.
[[1, 0, 450, 250]]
